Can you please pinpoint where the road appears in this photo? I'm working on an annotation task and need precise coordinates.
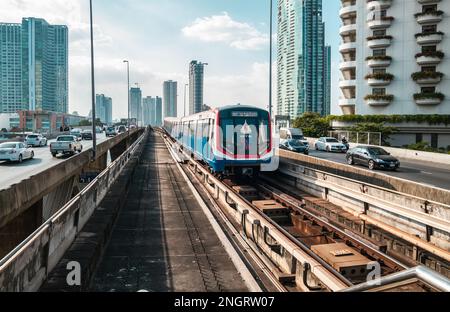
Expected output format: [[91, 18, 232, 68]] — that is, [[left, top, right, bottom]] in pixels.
[[0, 133, 109, 190], [306, 149, 450, 190]]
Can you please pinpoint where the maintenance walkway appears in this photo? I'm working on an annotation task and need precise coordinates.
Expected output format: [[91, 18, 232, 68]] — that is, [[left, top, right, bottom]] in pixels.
[[41, 131, 248, 292]]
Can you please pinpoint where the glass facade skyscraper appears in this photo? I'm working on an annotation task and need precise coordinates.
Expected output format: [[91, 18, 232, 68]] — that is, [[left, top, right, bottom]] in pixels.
[[189, 61, 205, 115], [0, 18, 68, 114], [95, 94, 112, 125], [143, 96, 162, 126], [277, 0, 330, 119], [163, 80, 177, 118], [130, 87, 142, 126]]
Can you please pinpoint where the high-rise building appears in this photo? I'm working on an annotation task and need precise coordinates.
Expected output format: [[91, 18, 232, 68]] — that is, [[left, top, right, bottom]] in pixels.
[[277, 0, 330, 119], [154, 96, 162, 126], [163, 80, 177, 118], [323, 45, 331, 116], [130, 87, 142, 126], [95, 94, 112, 124], [143, 96, 163, 126], [0, 18, 68, 114], [0, 23, 22, 113], [189, 61, 206, 115], [339, 0, 450, 115]]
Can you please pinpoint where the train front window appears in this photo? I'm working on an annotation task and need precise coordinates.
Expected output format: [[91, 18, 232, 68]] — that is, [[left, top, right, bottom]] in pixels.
[[219, 112, 270, 157]]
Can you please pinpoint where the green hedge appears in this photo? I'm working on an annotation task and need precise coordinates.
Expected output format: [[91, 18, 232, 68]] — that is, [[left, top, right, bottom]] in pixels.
[[326, 114, 450, 125]]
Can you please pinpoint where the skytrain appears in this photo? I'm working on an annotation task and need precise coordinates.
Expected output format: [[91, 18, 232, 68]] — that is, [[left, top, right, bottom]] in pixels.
[[164, 105, 274, 175]]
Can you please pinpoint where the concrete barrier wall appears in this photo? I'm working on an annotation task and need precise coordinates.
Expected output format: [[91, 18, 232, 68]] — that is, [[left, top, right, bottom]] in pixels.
[[277, 160, 450, 252], [305, 138, 450, 165], [0, 128, 144, 230], [0, 130, 146, 291], [279, 149, 450, 205]]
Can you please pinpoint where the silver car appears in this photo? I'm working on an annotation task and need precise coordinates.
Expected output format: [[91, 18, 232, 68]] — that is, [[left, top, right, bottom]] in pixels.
[[0, 142, 34, 163], [26, 134, 48, 147], [315, 137, 347, 153]]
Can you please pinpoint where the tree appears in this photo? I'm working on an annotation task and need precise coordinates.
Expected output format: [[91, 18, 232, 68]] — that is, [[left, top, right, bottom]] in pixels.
[[292, 112, 331, 137]]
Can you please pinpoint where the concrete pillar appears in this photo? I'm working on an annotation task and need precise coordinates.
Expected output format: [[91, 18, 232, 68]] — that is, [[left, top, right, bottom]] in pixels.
[[0, 199, 43, 259], [87, 153, 107, 172]]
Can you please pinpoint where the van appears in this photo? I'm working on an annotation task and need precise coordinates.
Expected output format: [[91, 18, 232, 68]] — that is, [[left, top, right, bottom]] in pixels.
[[279, 128, 309, 147]]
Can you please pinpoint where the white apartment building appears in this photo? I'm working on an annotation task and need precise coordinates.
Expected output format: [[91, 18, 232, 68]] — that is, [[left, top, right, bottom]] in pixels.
[[339, 0, 450, 115]]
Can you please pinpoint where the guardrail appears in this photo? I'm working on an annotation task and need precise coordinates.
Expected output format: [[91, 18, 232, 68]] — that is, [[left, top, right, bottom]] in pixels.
[[0, 129, 147, 292], [278, 151, 450, 263]]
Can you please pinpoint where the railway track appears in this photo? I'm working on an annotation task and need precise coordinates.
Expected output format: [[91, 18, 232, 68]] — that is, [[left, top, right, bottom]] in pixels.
[[160, 129, 450, 292]]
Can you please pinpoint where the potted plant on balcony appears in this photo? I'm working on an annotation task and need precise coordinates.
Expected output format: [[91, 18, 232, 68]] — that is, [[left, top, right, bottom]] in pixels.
[[414, 92, 445, 105], [365, 73, 395, 81], [411, 71, 444, 83]]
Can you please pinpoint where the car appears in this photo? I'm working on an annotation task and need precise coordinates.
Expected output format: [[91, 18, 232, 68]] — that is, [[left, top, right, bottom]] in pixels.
[[95, 126, 103, 134], [279, 128, 309, 148], [106, 126, 117, 137], [0, 142, 34, 163], [25, 134, 48, 147], [70, 128, 82, 138], [118, 125, 127, 133], [346, 146, 400, 171], [280, 139, 309, 155], [50, 135, 83, 157], [81, 130, 93, 140], [315, 137, 347, 153]]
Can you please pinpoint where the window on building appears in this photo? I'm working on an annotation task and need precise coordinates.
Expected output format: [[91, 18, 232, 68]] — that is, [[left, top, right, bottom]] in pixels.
[[416, 133, 423, 144], [373, 30, 386, 36], [373, 68, 386, 74], [422, 66, 436, 72], [421, 87, 436, 94], [422, 46, 436, 53], [422, 25, 437, 33], [423, 5, 437, 13], [431, 134, 438, 149], [372, 88, 386, 95], [373, 49, 386, 56]]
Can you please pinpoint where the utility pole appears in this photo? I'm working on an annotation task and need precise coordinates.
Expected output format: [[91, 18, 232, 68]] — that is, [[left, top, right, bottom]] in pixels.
[[89, 0, 97, 159], [269, 0, 273, 117], [123, 60, 130, 131]]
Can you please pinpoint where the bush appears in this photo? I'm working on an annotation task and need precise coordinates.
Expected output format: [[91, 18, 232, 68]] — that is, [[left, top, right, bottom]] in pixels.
[[292, 112, 331, 138]]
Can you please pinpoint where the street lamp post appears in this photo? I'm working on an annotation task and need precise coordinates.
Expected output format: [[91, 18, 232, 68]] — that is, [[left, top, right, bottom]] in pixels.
[[184, 83, 188, 117], [89, 0, 97, 159], [123, 60, 130, 131], [269, 0, 273, 117]]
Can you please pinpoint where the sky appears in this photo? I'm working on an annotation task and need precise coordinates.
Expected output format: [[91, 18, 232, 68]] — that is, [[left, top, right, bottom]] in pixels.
[[1, 0, 342, 119]]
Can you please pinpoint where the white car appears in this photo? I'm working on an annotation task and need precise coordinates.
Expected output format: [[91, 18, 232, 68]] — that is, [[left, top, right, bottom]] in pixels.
[[0, 142, 34, 162], [25, 134, 48, 147], [314, 137, 347, 153]]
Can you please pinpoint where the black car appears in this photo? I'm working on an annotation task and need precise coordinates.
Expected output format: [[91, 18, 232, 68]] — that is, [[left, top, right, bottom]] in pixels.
[[346, 146, 400, 171], [81, 130, 93, 140], [280, 139, 309, 155]]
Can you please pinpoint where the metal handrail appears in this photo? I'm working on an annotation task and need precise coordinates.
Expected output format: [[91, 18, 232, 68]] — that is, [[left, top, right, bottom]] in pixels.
[[340, 265, 450, 292]]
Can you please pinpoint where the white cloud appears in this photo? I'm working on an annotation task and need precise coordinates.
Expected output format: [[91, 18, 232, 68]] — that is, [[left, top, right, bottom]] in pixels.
[[182, 12, 269, 51]]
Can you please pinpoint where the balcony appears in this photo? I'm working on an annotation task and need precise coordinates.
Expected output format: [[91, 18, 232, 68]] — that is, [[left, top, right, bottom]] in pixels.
[[416, 32, 444, 45], [340, 24, 357, 36], [367, 35, 392, 48], [411, 72, 444, 85], [367, 16, 394, 29], [339, 98, 356, 107], [416, 51, 444, 65], [340, 5, 357, 18], [339, 79, 356, 89], [367, 0, 392, 10], [339, 42, 357, 53], [366, 56, 392, 68], [339, 61, 357, 71], [414, 92, 445, 105], [415, 10, 444, 24], [365, 73, 394, 86], [364, 94, 394, 106]]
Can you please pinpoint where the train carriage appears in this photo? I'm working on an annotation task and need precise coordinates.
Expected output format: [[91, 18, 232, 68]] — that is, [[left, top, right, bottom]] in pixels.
[[164, 105, 274, 175]]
